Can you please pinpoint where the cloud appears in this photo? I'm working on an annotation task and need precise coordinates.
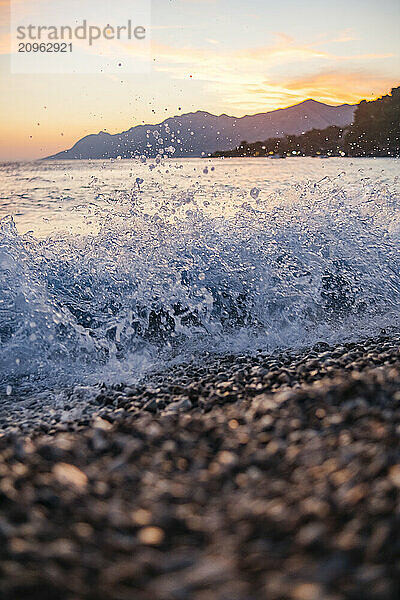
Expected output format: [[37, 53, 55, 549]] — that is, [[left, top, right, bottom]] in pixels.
[[1, 15, 397, 116], [146, 33, 397, 112], [275, 70, 397, 104], [332, 29, 360, 43], [273, 32, 295, 45]]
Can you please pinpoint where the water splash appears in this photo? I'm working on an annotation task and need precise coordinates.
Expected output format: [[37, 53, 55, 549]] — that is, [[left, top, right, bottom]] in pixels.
[[1, 158, 399, 394]]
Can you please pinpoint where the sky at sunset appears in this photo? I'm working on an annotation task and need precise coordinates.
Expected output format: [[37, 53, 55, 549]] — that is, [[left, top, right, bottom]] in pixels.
[[0, 0, 399, 160]]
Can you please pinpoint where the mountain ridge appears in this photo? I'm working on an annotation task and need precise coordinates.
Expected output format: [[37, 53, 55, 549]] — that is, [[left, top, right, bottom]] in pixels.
[[45, 99, 356, 160]]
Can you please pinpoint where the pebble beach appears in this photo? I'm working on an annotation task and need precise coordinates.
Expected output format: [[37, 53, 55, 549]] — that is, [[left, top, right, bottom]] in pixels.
[[1, 333, 399, 599]]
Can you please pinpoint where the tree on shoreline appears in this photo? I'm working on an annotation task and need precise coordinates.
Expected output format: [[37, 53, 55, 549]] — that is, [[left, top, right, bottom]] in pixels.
[[344, 87, 400, 156]]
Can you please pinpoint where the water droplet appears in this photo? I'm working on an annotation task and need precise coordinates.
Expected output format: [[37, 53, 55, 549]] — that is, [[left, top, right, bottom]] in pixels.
[[250, 187, 260, 200]]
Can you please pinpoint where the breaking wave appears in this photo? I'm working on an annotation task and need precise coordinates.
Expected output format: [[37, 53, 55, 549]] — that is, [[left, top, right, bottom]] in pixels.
[[1, 159, 400, 394]]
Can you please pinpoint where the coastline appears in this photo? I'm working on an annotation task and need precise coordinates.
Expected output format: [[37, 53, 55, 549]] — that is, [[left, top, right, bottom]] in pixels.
[[1, 333, 399, 599]]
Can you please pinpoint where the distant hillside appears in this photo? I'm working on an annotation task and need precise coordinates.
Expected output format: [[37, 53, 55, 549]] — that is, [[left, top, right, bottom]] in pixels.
[[45, 99, 355, 160], [212, 87, 400, 159]]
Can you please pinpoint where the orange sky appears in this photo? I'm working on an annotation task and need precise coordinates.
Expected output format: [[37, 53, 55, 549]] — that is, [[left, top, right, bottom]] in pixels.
[[0, 0, 399, 160]]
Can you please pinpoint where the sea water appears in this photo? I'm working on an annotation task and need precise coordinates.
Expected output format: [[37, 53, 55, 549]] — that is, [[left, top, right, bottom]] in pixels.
[[1, 157, 399, 396]]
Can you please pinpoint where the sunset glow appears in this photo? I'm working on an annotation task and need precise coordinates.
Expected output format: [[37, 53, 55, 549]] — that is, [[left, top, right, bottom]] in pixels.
[[0, 0, 399, 160]]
